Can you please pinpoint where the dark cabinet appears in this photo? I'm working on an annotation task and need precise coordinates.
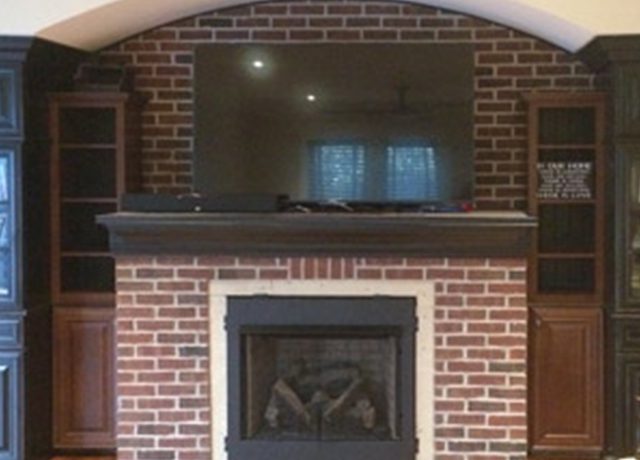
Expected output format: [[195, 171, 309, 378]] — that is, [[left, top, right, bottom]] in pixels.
[[619, 148, 640, 305], [0, 37, 89, 460], [612, 146, 640, 455], [0, 144, 17, 305], [613, 320, 640, 453], [0, 352, 20, 460], [0, 50, 24, 460], [0, 64, 20, 136]]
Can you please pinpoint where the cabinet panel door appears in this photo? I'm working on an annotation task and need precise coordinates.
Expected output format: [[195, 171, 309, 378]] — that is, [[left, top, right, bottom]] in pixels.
[[53, 307, 115, 448], [0, 352, 20, 460], [0, 65, 20, 136], [0, 145, 16, 306], [529, 307, 603, 452], [614, 354, 640, 455]]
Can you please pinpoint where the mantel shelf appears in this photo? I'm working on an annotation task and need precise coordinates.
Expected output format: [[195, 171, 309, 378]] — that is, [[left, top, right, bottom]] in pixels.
[[97, 211, 536, 257]]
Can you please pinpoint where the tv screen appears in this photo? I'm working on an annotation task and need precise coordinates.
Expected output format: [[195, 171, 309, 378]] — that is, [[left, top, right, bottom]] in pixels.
[[194, 43, 474, 205]]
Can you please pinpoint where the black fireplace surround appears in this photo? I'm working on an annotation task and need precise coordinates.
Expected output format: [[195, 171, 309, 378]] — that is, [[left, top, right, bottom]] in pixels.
[[226, 296, 417, 460]]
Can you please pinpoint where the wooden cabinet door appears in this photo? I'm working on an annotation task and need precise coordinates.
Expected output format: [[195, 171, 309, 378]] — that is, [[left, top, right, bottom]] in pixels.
[[0, 352, 21, 460], [53, 307, 115, 448], [529, 307, 603, 454]]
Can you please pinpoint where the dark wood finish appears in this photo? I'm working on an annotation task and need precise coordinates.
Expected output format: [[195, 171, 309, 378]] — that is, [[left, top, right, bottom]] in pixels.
[[53, 307, 115, 449], [97, 211, 535, 257], [0, 141, 19, 308], [51, 457, 115, 460], [0, 351, 21, 460], [578, 36, 640, 70], [529, 307, 603, 454], [49, 91, 140, 451], [0, 36, 88, 460], [612, 318, 640, 453], [614, 146, 640, 310], [525, 92, 606, 305], [613, 352, 640, 454], [579, 36, 640, 457], [0, 318, 22, 349], [0, 64, 20, 136], [49, 92, 141, 306]]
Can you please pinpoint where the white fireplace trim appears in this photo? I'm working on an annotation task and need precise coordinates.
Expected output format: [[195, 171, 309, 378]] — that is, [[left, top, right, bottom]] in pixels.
[[208, 279, 435, 460]]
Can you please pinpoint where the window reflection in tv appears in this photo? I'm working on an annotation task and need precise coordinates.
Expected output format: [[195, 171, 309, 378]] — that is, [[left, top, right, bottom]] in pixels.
[[194, 44, 474, 203]]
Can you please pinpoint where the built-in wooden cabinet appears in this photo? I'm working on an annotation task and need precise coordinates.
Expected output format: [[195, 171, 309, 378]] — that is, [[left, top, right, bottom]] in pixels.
[[526, 93, 606, 458], [0, 44, 31, 460], [49, 92, 140, 450], [530, 307, 603, 452], [612, 145, 640, 454]]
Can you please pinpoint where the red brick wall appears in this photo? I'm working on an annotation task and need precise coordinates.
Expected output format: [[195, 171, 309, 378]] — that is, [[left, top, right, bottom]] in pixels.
[[115, 256, 527, 460], [99, 0, 596, 210]]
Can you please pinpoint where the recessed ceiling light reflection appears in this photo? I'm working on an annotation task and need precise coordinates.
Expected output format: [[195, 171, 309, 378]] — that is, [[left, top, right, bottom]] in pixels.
[[252, 60, 265, 69], [306, 94, 317, 102]]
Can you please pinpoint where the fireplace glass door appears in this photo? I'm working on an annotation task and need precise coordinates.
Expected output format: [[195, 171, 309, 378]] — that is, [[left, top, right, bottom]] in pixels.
[[226, 296, 416, 460], [243, 328, 400, 441]]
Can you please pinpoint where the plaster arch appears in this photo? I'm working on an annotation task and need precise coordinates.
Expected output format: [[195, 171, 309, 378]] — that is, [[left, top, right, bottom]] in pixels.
[[28, 0, 611, 52]]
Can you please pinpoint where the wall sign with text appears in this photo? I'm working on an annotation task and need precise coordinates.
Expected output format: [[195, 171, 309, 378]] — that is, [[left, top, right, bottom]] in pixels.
[[537, 161, 593, 200]]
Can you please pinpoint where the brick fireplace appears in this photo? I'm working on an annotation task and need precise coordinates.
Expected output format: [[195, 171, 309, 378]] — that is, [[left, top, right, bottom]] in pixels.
[[102, 212, 533, 460], [84, 1, 599, 458]]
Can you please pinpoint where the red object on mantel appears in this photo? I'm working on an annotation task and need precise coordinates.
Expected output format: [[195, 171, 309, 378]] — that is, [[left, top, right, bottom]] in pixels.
[[460, 201, 475, 212]]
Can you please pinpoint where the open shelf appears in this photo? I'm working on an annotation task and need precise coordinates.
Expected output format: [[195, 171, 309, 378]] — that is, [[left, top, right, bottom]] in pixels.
[[49, 92, 141, 307], [527, 93, 605, 303]]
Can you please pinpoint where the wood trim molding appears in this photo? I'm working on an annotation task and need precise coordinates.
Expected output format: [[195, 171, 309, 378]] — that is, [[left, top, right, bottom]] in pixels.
[[578, 35, 640, 70], [97, 211, 536, 257]]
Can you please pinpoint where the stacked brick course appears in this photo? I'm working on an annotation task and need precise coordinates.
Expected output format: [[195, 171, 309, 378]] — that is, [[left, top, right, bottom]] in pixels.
[[100, 0, 596, 210], [115, 256, 527, 460]]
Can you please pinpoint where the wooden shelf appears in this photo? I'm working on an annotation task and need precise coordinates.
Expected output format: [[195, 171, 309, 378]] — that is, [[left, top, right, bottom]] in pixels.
[[51, 456, 115, 460], [60, 251, 111, 257], [97, 211, 535, 257], [538, 253, 596, 259], [59, 143, 117, 149], [536, 199, 597, 205], [60, 197, 118, 204], [537, 144, 600, 149]]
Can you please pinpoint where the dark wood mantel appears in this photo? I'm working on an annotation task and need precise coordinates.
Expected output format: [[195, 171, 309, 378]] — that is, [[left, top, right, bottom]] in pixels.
[[97, 211, 536, 257]]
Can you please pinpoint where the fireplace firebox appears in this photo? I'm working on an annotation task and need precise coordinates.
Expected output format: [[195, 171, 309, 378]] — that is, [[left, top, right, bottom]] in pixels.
[[226, 296, 417, 460]]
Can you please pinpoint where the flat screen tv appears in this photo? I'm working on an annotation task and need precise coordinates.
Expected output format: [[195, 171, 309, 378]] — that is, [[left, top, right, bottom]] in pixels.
[[194, 43, 474, 207]]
